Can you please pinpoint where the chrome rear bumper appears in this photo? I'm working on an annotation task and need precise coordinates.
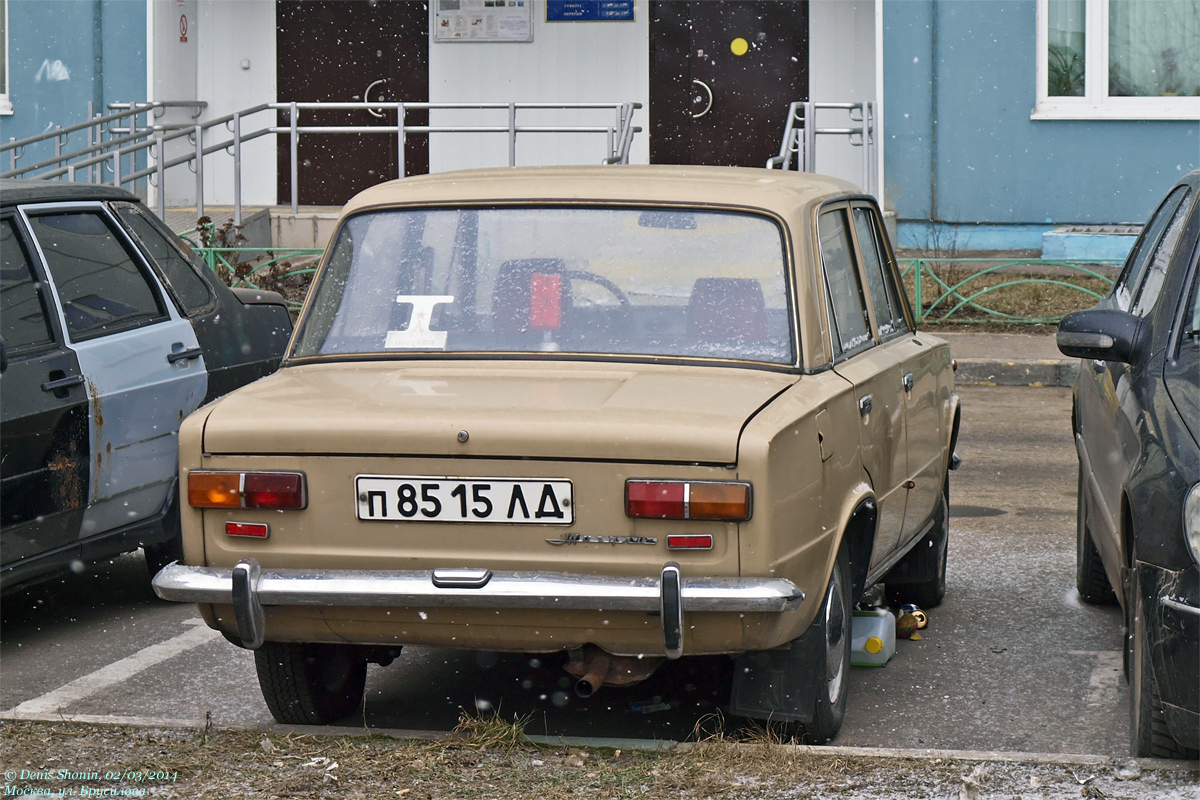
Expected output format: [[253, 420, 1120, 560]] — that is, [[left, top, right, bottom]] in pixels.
[[152, 559, 805, 657]]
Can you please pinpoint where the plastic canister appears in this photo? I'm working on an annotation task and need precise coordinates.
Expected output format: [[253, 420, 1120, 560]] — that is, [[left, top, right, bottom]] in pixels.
[[850, 608, 896, 667]]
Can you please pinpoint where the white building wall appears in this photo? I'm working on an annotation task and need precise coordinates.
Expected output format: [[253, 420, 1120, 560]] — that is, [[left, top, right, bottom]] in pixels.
[[148, 0, 199, 207], [808, 0, 879, 195], [196, 0, 276, 207], [428, 0, 650, 171], [148, 0, 275, 208]]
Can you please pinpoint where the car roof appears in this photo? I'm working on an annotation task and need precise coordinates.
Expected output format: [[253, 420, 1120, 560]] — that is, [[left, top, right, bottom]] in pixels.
[[0, 178, 140, 207], [341, 165, 865, 218]]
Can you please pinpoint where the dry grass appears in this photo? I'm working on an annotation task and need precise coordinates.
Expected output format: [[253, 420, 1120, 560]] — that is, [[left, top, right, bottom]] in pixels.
[[4, 720, 1195, 799]]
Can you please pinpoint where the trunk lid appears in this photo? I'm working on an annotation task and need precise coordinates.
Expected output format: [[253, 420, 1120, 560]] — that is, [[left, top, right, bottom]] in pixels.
[[200, 361, 795, 464]]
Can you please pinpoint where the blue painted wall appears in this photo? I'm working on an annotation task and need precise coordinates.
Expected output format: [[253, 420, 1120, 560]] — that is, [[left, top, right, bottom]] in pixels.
[[883, 0, 1199, 251], [1, 0, 146, 178]]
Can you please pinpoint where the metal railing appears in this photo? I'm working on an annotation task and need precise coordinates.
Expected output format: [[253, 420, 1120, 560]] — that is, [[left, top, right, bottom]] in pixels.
[[2, 101, 207, 186], [767, 101, 878, 199], [3, 100, 643, 223], [899, 257, 1119, 325]]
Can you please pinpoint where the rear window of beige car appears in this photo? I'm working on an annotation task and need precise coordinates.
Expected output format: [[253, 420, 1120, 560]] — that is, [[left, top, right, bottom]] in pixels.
[[292, 206, 796, 365]]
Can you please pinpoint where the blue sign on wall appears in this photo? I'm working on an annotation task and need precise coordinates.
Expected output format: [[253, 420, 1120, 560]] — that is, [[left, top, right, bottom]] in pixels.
[[546, 1, 634, 22]]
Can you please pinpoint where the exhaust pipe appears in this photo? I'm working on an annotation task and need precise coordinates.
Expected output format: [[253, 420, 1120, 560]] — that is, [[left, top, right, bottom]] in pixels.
[[575, 652, 611, 698]]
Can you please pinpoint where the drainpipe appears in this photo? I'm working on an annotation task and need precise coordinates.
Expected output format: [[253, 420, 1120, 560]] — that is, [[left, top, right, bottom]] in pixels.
[[929, 0, 939, 223]]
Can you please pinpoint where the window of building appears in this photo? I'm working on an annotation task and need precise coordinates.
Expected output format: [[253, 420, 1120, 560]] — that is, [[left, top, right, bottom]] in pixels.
[[1035, 0, 1200, 120]]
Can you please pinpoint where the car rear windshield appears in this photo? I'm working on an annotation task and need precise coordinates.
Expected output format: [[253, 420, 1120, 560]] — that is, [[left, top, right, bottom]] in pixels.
[[291, 206, 795, 366]]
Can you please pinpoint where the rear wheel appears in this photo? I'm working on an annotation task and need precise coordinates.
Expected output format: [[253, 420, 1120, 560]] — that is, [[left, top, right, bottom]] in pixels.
[[1075, 465, 1116, 604], [1129, 568, 1199, 759], [800, 542, 851, 744], [254, 642, 368, 725]]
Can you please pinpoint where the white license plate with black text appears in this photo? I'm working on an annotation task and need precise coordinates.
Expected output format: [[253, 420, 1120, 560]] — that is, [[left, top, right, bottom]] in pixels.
[[355, 476, 574, 524]]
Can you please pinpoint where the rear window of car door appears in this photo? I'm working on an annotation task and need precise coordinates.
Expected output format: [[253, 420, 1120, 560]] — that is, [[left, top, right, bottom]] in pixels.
[[851, 205, 910, 339], [1, 217, 56, 353], [26, 210, 167, 342], [819, 206, 872, 356], [114, 203, 214, 315]]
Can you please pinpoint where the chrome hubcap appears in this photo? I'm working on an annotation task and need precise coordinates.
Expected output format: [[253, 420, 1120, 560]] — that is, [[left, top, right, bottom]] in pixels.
[[824, 568, 847, 704]]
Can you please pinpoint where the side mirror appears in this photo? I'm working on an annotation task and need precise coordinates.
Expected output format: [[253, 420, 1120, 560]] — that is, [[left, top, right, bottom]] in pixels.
[[1057, 308, 1146, 365]]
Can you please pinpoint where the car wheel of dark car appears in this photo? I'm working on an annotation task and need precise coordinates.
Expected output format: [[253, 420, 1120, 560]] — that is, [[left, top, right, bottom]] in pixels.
[[1075, 465, 1117, 605], [885, 477, 949, 609], [1129, 564, 1200, 759], [254, 642, 368, 725], [800, 542, 851, 744]]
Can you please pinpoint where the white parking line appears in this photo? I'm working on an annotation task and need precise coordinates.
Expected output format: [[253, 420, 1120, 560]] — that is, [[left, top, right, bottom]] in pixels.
[[1, 622, 221, 718]]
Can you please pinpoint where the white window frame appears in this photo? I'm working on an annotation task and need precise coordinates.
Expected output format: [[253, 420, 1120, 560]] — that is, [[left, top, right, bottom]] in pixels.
[[0, 0, 11, 115], [1034, 0, 1200, 120]]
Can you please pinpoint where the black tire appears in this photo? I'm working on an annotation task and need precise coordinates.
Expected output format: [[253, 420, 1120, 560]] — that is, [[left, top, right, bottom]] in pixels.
[[1129, 568, 1199, 759], [254, 642, 368, 725], [800, 542, 852, 744], [884, 477, 949, 609], [1075, 466, 1117, 604]]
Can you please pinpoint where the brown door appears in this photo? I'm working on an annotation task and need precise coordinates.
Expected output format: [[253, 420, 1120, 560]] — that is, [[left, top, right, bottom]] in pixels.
[[277, 0, 429, 206], [649, 1, 807, 167]]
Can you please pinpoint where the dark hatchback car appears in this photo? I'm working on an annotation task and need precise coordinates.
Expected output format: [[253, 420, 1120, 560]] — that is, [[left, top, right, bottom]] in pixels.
[[1, 179, 293, 594], [1057, 169, 1199, 759]]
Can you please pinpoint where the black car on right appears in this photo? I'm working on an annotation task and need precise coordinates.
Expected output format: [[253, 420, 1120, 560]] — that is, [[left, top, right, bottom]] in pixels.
[[1057, 169, 1199, 759]]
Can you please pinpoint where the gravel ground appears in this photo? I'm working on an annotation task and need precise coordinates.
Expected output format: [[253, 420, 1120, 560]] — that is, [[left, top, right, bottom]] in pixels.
[[2, 720, 1196, 799]]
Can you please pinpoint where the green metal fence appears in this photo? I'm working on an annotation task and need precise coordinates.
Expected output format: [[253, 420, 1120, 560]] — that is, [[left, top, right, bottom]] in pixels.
[[898, 257, 1119, 325]]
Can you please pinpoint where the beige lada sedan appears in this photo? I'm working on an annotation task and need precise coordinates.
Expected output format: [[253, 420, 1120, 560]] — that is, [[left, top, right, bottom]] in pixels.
[[153, 165, 960, 743]]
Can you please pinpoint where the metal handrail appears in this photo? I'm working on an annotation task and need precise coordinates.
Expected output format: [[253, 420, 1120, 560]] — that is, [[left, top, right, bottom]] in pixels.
[[899, 257, 1119, 325], [767, 101, 878, 200], [3, 99, 643, 225], [2, 101, 208, 178]]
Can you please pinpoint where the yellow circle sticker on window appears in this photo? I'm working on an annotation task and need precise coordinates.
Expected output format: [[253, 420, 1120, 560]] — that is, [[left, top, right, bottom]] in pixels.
[[731, 37, 749, 56]]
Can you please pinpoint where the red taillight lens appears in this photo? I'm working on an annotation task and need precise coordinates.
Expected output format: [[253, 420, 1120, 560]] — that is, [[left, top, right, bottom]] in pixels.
[[188, 471, 306, 510], [667, 534, 714, 550], [625, 480, 751, 521], [243, 472, 305, 509], [225, 521, 270, 538], [626, 481, 686, 518]]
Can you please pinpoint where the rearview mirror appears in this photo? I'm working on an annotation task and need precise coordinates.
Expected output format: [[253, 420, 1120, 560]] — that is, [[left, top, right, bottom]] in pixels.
[[1057, 308, 1146, 365]]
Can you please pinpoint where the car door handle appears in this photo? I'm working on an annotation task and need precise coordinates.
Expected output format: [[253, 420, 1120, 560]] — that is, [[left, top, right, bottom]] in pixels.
[[903, 372, 915, 392], [167, 346, 203, 364], [41, 374, 84, 393], [859, 394, 873, 416]]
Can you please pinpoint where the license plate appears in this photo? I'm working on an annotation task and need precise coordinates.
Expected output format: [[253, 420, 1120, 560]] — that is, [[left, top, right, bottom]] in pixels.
[[355, 475, 574, 524]]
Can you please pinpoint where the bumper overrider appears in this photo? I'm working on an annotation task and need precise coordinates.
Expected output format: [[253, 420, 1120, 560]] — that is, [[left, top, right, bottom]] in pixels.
[[152, 559, 804, 659]]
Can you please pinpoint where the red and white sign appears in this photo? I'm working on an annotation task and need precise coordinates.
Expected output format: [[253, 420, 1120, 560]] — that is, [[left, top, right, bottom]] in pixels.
[[179, 15, 189, 43]]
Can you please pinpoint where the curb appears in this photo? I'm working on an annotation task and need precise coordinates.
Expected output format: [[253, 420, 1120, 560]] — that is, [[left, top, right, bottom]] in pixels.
[[954, 358, 1079, 388]]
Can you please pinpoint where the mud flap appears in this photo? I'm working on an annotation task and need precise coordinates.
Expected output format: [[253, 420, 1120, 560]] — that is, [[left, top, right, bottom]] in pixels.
[[729, 621, 825, 724]]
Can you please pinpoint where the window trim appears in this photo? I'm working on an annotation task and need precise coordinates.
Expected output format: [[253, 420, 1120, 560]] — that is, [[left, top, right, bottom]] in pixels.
[[1034, 0, 1200, 121], [18, 202, 174, 344], [817, 201, 875, 362]]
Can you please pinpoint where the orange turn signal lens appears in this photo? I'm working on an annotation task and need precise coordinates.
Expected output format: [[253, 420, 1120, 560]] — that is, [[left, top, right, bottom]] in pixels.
[[689, 482, 752, 521], [188, 471, 241, 509]]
